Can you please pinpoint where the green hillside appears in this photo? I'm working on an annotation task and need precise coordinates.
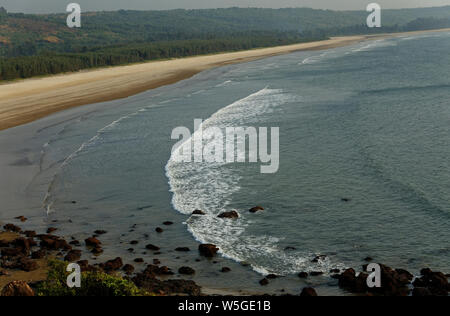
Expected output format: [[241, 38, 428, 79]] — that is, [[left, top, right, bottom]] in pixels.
[[1, 6, 450, 80]]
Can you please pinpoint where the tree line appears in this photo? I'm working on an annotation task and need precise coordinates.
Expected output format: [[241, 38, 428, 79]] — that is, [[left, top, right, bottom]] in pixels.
[[0, 33, 319, 81]]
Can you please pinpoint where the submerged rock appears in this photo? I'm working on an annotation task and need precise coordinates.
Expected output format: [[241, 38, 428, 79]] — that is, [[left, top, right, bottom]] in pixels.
[[179, 266, 196, 275], [249, 206, 264, 213], [145, 244, 160, 251], [192, 210, 206, 215]]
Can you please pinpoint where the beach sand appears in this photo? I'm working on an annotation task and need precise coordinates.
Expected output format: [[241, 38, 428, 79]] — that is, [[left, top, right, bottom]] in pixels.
[[1, 29, 449, 131]]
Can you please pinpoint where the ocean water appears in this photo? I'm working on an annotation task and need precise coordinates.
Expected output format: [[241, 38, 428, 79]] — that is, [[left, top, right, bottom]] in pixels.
[[39, 32, 450, 285]]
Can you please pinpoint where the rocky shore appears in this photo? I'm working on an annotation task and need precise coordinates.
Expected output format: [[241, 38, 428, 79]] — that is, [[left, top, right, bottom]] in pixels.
[[0, 218, 448, 296]]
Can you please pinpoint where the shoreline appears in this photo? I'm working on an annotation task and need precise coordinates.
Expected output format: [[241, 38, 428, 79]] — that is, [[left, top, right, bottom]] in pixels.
[[0, 28, 449, 131], [1, 28, 450, 296]]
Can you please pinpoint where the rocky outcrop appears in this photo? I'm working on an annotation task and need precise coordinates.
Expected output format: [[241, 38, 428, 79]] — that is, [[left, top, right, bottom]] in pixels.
[[192, 210, 205, 215], [64, 250, 82, 262], [198, 244, 219, 257], [413, 268, 449, 296], [1, 281, 35, 296], [100, 257, 123, 271], [3, 224, 21, 233]]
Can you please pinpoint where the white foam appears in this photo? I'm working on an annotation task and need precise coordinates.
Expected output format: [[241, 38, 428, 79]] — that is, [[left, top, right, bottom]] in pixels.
[[165, 87, 341, 275]]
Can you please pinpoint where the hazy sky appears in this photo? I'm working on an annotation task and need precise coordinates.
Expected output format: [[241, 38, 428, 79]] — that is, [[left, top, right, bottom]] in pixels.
[[2, 0, 450, 14]]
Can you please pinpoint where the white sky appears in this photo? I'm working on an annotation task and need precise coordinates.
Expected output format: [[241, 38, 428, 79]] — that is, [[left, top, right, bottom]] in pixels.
[[2, 0, 450, 14]]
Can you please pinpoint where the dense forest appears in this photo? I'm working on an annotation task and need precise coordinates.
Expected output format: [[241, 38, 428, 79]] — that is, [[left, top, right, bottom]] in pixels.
[[1, 6, 450, 81]]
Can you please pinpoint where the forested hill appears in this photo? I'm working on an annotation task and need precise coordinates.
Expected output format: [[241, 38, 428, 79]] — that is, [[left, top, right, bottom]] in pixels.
[[1, 6, 450, 80]]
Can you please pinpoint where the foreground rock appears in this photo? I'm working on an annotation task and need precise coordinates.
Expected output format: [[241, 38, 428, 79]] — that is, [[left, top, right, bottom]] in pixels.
[[337, 264, 449, 296], [413, 268, 449, 296], [198, 244, 219, 257], [133, 265, 201, 296], [1, 281, 35, 296], [300, 287, 318, 297]]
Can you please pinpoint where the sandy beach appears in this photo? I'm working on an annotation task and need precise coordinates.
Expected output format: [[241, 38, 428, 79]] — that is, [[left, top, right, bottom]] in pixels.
[[1, 28, 450, 131], [0, 36, 367, 131]]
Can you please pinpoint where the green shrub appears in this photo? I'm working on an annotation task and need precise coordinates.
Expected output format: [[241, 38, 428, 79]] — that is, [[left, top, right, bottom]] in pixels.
[[36, 259, 148, 296]]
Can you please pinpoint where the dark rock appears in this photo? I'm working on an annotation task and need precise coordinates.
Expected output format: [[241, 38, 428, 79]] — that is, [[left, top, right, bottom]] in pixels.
[[249, 206, 264, 213], [259, 278, 269, 286], [310, 271, 324, 276], [13, 237, 31, 255], [132, 271, 201, 296], [23, 231, 36, 238], [91, 247, 103, 255], [15, 216, 27, 222], [47, 227, 57, 234], [330, 269, 340, 274], [364, 257, 373, 262], [221, 267, 231, 273], [94, 230, 107, 235], [312, 255, 327, 263], [145, 244, 160, 251], [420, 268, 432, 276], [266, 274, 278, 279], [218, 211, 239, 219], [123, 264, 135, 275], [298, 272, 308, 278], [134, 258, 144, 263], [85, 237, 101, 248], [175, 247, 190, 252], [192, 210, 205, 215], [1, 247, 22, 257], [1, 281, 35, 296], [0, 239, 10, 247], [64, 250, 82, 262], [3, 224, 21, 232], [101, 257, 123, 271], [141, 264, 173, 277], [198, 244, 219, 257], [69, 240, 81, 246], [300, 287, 318, 297], [338, 268, 356, 289], [163, 221, 174, 225], [414, 271, 448, 296], [412, 287, 432, 296], [354, 273, 369, 293], [130, 240, 139, 245], [153, 259, 161, 265], [341, 198, 351, 202], [31, 250, 46, 259], [395, 269, 413, 281], [179, 266, 195, 275], [19, 258, 39, 272], [155, 227, 163, 233]]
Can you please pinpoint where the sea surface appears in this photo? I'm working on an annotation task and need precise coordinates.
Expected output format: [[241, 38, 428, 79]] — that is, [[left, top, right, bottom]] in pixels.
[[20, 31, 450, 292]]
